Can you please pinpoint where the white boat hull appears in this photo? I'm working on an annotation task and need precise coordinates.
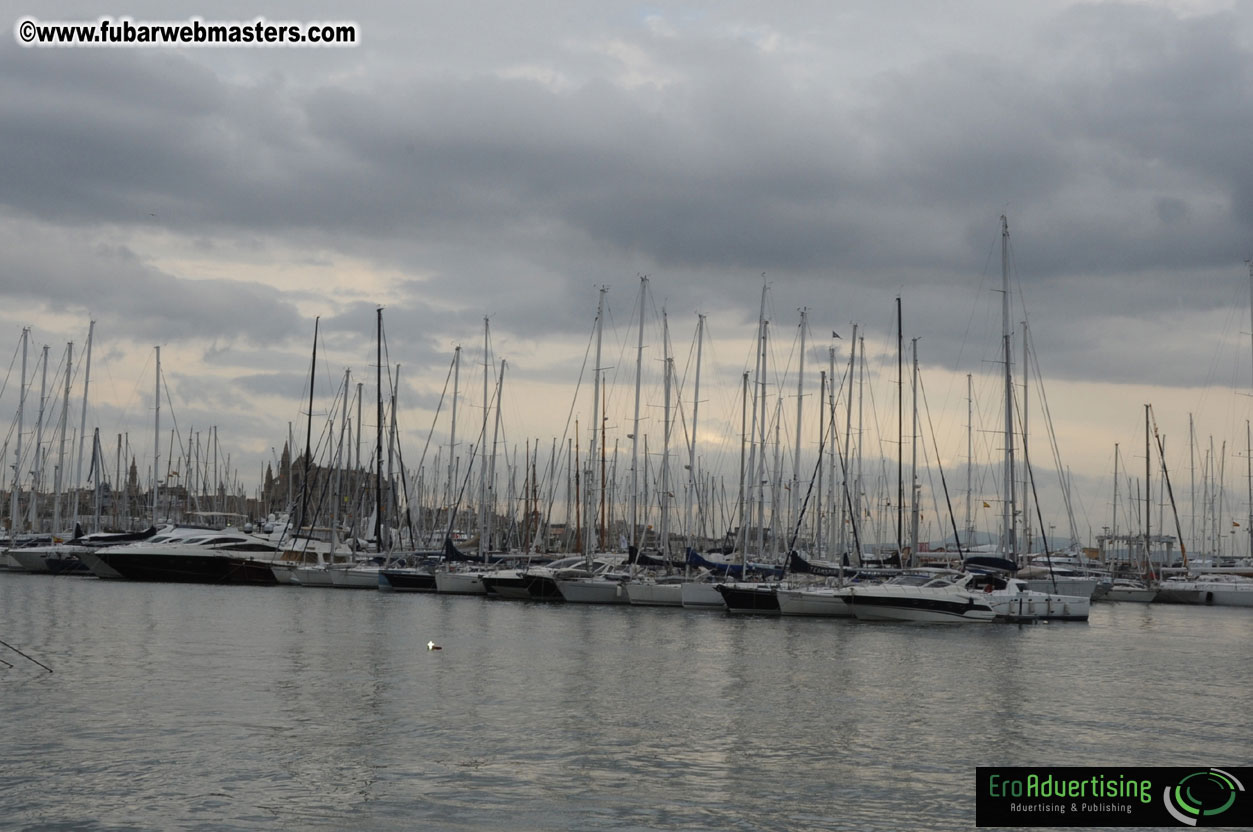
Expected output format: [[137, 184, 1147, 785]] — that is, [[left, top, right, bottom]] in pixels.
[[988, 593, 1090, 621], [294, 566, 336, 587], [849, 604, 996, 623], [1204, 588, 1253, 607], [556, 578, 627, 604], [1103, 587, 1157, 603], [847, 586, 997, 623], [329, 566, 381, 589], [680, 582, 726, 609], [435, 570, 488, 595], [624, 581, 683, 606], [1022, 576, 1102, 599], [776, 587, 854, 617], [1158, 579, 1253, 607]]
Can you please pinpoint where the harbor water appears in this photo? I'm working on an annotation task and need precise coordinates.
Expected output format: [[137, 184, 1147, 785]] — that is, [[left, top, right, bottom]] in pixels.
[[0, 572, 1249, 831]]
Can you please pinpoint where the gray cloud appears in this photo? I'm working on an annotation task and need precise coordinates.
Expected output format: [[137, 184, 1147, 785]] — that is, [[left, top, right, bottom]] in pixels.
[[1, 0, 1251, 520]]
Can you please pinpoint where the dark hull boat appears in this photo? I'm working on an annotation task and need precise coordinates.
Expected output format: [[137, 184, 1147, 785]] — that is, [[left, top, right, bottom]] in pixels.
[[521, 571, 566, 601], [93, 550, 278, 585], [92, 533, 279, 586], [481, 570, 533, 599], [716, 582, 781, 614], [379, 568, 437, 592]]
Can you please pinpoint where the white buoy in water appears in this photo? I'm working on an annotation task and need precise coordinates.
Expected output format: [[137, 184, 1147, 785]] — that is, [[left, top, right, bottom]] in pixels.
[[427, 640, 442, 650]]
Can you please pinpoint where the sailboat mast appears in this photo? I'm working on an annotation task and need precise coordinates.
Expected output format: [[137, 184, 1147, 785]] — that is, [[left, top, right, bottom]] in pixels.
[[842, 330, 857, 554], [489, 360, 505, 555], [150, 345, 158, 525], [72, 320, 93, 532], [896, 296, 904, 557], [1144, 403, 1151, 566], [299, 319, 318, 536], [661, 312, 672, 557], [30, 345, 48, 531], [1000, 215, 1016, 558], [10, 329, 27, 536], [53, 342, 71, 535], [630, 276, 646, 549], [585, 287, 606, 563], [376, 308, 385, 551], [1112, 442, 1120, 546], [757, 311, 769, 560], [1022, 323, 1031, 553], [909, 338, 920, 565], [480, 318, 490, 560], [447, 345, 460, 518], [331, 368, 349, 558], [816, 369, 826, 554], [965, 373, 973, 541], [828, 348, 838, 557], [792, 308, 807, 540], [737, 370, 748, 554], [686, 314, 704, 553]]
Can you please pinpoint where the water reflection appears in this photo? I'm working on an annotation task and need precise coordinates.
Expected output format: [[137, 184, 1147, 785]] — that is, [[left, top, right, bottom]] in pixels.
[[1, 574, 1250, 831]]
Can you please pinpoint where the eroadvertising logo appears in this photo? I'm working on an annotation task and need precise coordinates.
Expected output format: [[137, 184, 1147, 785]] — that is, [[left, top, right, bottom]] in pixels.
[[975, 766, 1252, 827]]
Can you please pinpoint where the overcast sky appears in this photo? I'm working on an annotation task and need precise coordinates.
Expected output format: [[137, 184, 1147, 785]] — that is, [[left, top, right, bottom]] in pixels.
[[3, 0, 1252, 546]]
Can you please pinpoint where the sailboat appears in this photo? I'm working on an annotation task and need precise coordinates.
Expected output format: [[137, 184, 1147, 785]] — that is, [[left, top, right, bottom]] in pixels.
[[555, 288, 631, 605]]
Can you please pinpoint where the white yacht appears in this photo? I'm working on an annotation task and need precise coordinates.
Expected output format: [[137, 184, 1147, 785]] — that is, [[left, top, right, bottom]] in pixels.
[[846, 572, 996, 623]]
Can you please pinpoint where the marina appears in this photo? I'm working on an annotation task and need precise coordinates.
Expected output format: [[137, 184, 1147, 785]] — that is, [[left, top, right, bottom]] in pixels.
[[5, 2, 1253, 829]]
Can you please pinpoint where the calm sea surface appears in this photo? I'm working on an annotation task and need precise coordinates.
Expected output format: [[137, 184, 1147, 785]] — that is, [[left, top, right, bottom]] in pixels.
[[0, 572, 1249, 831]]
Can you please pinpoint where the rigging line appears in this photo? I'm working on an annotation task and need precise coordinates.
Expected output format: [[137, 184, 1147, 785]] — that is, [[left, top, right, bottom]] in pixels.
[[537, 295, 598, 525], [918, 367, 965, 557], [0, 637, 52, 673], [1023, 447, 1058, 593], [0, 331, 23, 403], [1023, 325, 1077, 542], [408, 349, 458, 489], [786, 397, 829, 555]]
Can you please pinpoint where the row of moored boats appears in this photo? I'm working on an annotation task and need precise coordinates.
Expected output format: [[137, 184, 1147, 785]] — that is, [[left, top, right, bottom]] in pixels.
[[6, 523, 1252, 622]]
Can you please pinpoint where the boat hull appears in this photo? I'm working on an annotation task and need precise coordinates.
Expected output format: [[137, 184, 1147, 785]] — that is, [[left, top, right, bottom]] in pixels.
[[776, 587, 854, 617], [481, 571, 533, 599], [329, 567, 381, 589], [379, 569, 437, 592], [77, 550, 125, 579], [716, 583, 780, 614], [847, 592, 996, 622], [556, 578, 627, 604], [521, 573, 565, 601], [988, 593, 1090, 621], [624, 581, 683, 606], [9, 547, 93, 575], [1021, 576, 1102, 600], [92, 552, 278, 586], [680, 582, 726, 609], [435, 570, 488, 595], [1103, 587, 1157, 603]]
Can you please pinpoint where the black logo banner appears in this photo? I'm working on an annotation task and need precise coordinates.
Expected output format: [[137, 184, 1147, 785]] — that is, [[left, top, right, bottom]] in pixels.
[[976, 766, 1252, 827]]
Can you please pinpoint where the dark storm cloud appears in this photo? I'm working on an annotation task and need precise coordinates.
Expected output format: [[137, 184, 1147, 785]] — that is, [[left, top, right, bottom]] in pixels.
[[0, 214, 305, 345], [0, 0, 1250, 457]]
